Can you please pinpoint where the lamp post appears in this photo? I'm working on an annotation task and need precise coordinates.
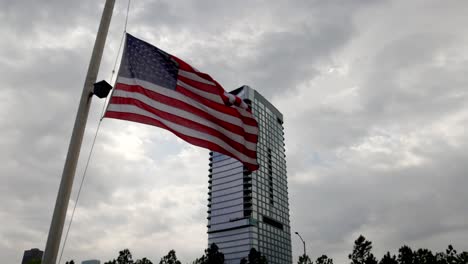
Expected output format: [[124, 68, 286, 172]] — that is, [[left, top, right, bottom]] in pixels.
[[295, 231, 306, 257]]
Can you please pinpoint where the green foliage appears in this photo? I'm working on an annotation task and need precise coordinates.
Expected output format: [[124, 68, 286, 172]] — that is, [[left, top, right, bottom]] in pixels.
[[159, 250, 180, 264], [27, 259, 42, 264], [315, 255, 333, 264], [349, 235, 377, 264]]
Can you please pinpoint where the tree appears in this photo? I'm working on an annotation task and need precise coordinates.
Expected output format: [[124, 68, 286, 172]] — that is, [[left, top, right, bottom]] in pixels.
[[379, 252, 397, 264], [315, 255, 333, 264], [248, 248, 268, 264], [206, 243, 225, 264], [349, 235, 377, 264], [136, 258, 153, 264], [239, 248, 268, 264], [193, 243, 225, 264], [413, 248, 436, 264], [159, 250, 181, 264], [397, 245, 414, 264], [105, 249, 153, 264], [65, 261, 75, 264], [297, 254, 312, 264], [27, 259, 42, 264], [192, 255, 207, 264], [458, 251, 468, 264], [445, 245, 459, 264], [105, 249, 134, 264]]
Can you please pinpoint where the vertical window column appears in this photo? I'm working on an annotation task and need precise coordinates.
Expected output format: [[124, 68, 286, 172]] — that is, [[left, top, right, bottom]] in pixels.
[[267, 148, 273, 205]]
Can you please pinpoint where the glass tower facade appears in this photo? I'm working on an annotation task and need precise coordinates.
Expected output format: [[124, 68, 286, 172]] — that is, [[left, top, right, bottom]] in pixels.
[[207, 86, 292, 264]]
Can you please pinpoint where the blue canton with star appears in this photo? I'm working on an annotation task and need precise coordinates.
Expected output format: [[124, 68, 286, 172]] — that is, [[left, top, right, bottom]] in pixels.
[[119, 34, 179, 90]]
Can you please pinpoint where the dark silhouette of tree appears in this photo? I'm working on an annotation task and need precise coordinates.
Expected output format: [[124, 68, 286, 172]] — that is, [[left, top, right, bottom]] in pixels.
[[26, 259, 41, 264], [298, 254, 312, 264], [435, 251, 446, 263], [118, 249, 134, 264], [379, 252, 397, 264], [206, 243, 225, 264], [315, 255, 333, 264], [65, 261, 75, 264], [445, 245, 459, 264], [397, 245, 414, 264], [105, 249, 152, 264], [193, 243, 224, 264], [240, 248, 268, 264], [136, 257, 153, 264], [192, 255, 207, 264], [434, 244, 468, 264], [159, 250, 180, 264], [298, 253, 312, 264], [413, 248, 436, 264], [458, 251, 468, 264], [348, 235, 377, 264]]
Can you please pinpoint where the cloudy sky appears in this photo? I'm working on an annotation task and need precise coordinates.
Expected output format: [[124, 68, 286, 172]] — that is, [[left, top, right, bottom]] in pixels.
[[2, 0, 468, 263]]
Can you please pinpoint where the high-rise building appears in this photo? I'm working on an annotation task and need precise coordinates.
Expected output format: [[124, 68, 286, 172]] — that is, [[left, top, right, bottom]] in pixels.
[[21, 248, 43, 264], [207, 86, 292, 264]]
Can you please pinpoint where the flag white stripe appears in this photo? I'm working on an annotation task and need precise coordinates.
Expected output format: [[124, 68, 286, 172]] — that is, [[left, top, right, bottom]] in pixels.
[[117, 76, 259, 134], [177, 79, 224, 104], [112, 89, 257, 150], [224, 92, 249, 110], [107, 104, 257, 164], [178, 69, 216, 86]]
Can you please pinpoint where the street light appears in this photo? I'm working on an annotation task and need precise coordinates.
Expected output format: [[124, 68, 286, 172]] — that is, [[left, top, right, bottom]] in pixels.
[[295, 231, 306, 257]]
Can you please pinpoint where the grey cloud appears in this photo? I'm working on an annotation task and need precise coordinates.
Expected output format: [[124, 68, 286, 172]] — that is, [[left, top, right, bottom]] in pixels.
[[2, 0, 468, 263]]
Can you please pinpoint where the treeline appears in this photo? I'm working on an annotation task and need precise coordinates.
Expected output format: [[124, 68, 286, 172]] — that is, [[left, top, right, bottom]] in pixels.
[[302, 235, 468, 264], [55, 235, 467, 264], [99, 244, 266, 264]]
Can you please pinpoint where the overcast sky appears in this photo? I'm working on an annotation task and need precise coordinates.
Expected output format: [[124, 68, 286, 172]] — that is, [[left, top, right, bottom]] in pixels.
[[1, 0, 468, 263]]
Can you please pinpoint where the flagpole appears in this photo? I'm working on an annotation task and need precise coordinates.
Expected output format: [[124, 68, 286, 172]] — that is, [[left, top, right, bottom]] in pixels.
[[42, 0, 115, 263]]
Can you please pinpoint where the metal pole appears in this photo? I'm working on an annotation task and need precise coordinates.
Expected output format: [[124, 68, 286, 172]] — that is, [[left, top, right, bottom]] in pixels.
[[295, 231, 307, 256], [42, 0, 115, 263]]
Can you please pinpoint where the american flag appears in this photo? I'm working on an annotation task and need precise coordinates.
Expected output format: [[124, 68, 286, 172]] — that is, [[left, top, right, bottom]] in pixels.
[[105, 33, 259, 171]]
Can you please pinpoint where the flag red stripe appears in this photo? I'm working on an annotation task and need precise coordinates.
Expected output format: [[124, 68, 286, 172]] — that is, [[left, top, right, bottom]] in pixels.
[[105, 111, 259, 171], [171, 55, 195, 72], [114, 83, 259, 138], [174, 84, 258, 126], [108, 96, 257, 158], [177, 75, 221, 94], [115, 82, 257, 126], [105, 34, 259, 171]]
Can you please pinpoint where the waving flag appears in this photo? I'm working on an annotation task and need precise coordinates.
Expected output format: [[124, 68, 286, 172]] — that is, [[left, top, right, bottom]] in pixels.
[[104, 33, 259, 171]]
